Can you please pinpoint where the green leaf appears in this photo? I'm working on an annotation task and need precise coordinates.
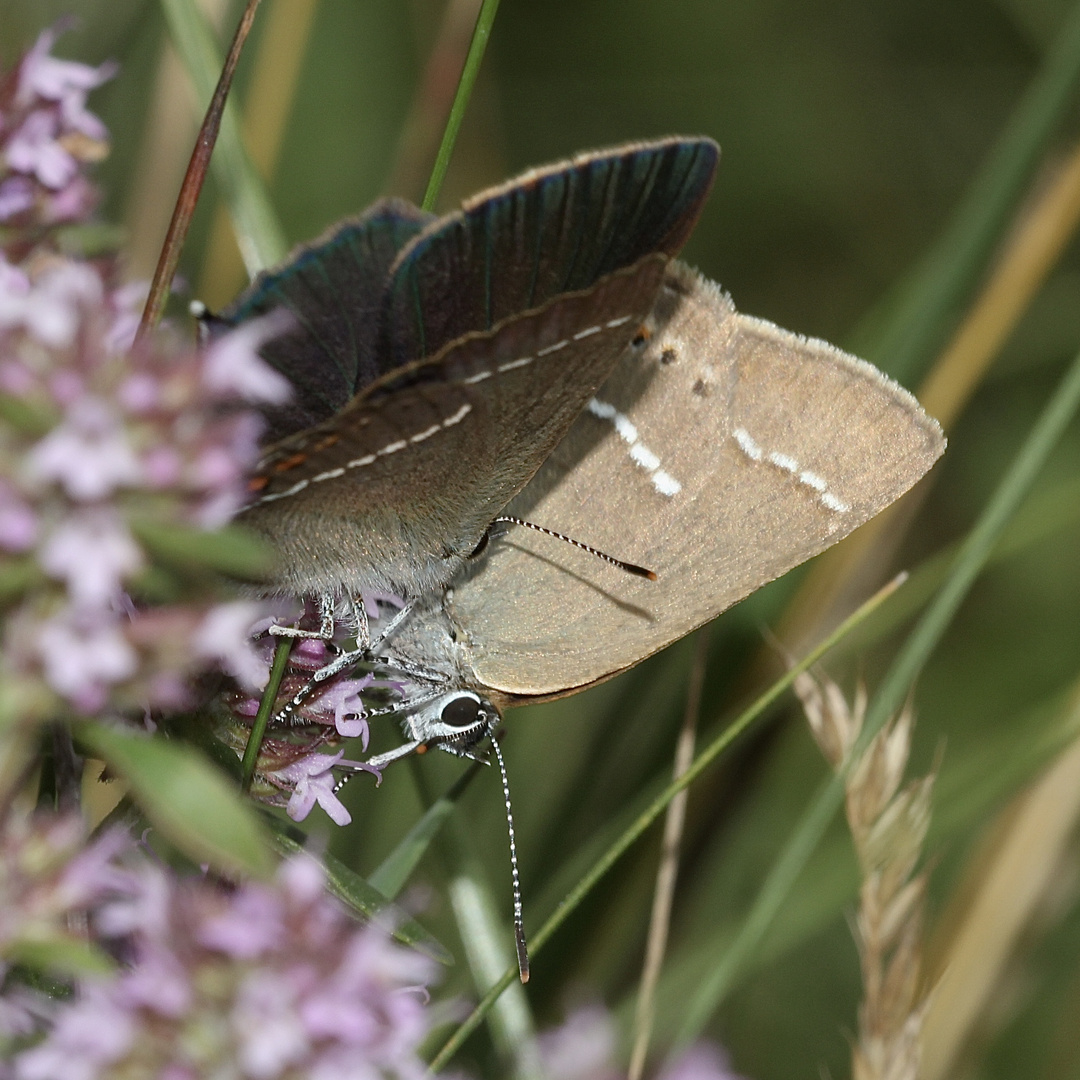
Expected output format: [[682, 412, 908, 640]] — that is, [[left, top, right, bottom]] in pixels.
[[267, 819, 454, 965], [0, 392, 56, 436], [80, 722, 274, 878], [0, 556, 44, 602], [6, 936, 115, 978], [129, 519, 274, 579], [159, 0, 287, 274]]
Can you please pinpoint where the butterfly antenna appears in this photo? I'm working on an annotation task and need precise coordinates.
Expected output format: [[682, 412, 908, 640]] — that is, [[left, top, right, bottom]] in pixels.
[[494, 515, 657, 580], [490, 737, 530, 983]]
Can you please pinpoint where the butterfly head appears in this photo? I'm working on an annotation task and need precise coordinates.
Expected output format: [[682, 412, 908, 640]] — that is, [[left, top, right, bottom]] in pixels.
[[404, 689, 500, 760]]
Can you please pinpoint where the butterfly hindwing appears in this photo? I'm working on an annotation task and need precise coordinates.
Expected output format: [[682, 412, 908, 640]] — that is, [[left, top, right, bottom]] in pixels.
[[378, 138, 719, 368]]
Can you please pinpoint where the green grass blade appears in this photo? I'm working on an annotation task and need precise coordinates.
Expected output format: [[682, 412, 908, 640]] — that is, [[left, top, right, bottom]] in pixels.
[[672, 342, 1080, 1051], [421, 0, 503, 211], [856, 0, 1080, 383], [241, 636, 291, 792], [160, 0, 287, 273], [368, 759, 483, 899], [450, 871, 544, 1080]]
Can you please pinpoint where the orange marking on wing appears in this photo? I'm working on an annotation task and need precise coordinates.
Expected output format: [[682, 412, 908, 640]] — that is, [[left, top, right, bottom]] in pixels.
[[247, 475, 269, 492], [311, 433, 340, 452], [273, 453, 308, 472]]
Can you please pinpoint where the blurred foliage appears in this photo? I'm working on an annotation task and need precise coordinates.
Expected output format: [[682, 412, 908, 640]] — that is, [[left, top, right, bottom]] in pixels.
[[7, 0, 1080, 1077]]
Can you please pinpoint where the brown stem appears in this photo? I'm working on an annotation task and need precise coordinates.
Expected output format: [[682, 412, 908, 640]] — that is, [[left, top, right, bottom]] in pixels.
[[135, 0, 264, 343]]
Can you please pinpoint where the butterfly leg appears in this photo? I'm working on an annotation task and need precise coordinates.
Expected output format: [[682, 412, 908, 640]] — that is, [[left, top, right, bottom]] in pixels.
[[267, 593, 355, 725], [369, 599, 414, 651], [269, 592, 337, 641], [269, 595, 422, 725], [308, 596, 417, 685]]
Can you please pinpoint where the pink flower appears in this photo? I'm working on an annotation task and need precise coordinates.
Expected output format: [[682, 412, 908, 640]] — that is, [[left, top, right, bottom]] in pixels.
[[28, 397, 141, 499], [0, 814, 138, 1037], [0, 255, 31, 321], [658, 1045, 747, 1080], [0, 482, 38, 551], [10, 854, 443, 1079], [0, 257, 102, 347], [316, 675, 376, 740], [43, 173, 98, 224], [13, 988, 135, 1080], [96, 865, 171, 940], [0, 176, 34, 219], [117, 372, 160, 413], [196, 886, 284, 960], [37, 607, 137, 710], [6, 110, 78, 189], [104, 282, 147, 354], [39, 508, 143, 606], [195, 602, 268, 692], [536, 1005, 747, 1080], [201, 309, 294, 404], [538, 1004, 621, 1080], [283, 751, 353, 826], [232, 974, 310, 1077], [114, 943, 192, 1018], [11, 259, 102, 347], [140, 445, 182, 487], [16, 25, 116, 137]]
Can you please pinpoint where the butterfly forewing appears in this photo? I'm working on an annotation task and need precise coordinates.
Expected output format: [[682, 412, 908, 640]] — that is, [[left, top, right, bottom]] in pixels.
[[445, 263, 945, 700], [240, 256, 668, 598]]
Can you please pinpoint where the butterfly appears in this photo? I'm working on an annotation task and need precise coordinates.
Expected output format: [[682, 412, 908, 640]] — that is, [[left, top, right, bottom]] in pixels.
[[217, 138, 720, 625]]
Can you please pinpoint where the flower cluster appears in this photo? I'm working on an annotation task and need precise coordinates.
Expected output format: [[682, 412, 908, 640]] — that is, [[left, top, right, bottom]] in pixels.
[[0, 811, 134, 963], [0, 812, 137, 1056], [0, 25, 300, 715], [0, 247, 290, 712], [219, 598, 407, 826], [0, 24, 114, 232], [10, 853, 441, 1079]]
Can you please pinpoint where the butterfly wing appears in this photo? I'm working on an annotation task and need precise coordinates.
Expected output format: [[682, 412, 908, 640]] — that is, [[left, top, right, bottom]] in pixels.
[[378, 137, 720, 367], [443, 263, 946, 701], [218, 200, 434, 440], [242, 140, 719, 599], [241, 257, 668, 597]]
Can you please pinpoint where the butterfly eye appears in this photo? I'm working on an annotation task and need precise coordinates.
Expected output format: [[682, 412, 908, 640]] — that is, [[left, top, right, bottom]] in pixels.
[[441, 694, 482, 728]]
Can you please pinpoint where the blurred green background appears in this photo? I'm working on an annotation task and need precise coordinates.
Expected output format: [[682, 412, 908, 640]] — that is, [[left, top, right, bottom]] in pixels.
[[5, 1, 1080, 1077]]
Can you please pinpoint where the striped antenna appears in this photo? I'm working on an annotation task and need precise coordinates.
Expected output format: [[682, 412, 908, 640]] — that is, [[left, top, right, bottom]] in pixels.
[[491, 737, 530, 983], [494, 515, 657, 580]]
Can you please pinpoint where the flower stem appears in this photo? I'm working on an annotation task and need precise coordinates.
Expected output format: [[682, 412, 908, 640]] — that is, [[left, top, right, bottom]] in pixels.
[[137, 0, 264, 340], [241, 635, 292, 792]]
